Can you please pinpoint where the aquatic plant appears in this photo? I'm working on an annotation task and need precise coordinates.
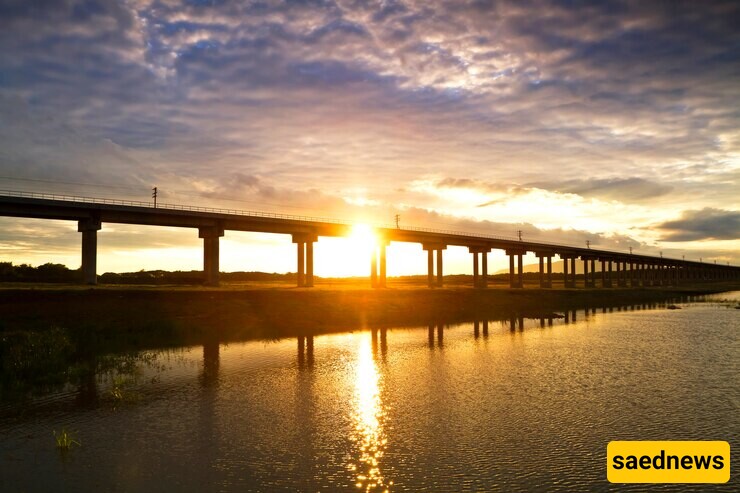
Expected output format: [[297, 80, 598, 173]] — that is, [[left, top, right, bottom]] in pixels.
[[104, 374, 141, 405], [53, 428, 81, 450]]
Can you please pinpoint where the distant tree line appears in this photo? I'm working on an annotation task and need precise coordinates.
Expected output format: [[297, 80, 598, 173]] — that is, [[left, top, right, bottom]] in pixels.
[[0, 262, 81, 283], [0, 262, 580, 285], [0, 262, 298, 285]]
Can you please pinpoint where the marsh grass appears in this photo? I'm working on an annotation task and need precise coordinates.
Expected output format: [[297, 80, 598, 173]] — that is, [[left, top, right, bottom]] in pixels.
[[104, 374, 141, 405], [53, 428, 80, 450]]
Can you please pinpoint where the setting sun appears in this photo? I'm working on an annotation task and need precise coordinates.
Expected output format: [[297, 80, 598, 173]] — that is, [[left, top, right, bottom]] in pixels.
[[311, 224, 379, 278], [350, 224, 377, 246]]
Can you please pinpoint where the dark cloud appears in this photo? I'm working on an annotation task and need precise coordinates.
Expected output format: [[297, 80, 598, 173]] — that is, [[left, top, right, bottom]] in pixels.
[[657, 208, 740, 241]]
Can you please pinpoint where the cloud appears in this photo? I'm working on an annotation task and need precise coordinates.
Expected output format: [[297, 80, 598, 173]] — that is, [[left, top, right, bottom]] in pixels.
[[528, 177, 673, 202], [657, 208, 740, 241]]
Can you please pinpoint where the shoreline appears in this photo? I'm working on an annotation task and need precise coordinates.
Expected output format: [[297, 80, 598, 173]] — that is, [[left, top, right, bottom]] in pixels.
[[1, 283, 737, 402], [1, 282, 737, 337]]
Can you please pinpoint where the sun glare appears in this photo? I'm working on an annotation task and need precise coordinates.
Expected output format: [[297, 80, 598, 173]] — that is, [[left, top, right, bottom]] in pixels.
[[311, 224, 379, 277], [350, 224, 377, 244]]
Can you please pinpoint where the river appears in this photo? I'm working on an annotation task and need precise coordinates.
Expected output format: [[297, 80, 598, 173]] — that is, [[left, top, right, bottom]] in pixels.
[[1, 292, 738, 492]]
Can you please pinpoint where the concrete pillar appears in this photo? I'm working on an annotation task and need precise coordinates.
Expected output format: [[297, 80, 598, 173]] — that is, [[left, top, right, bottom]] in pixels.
[[591, 259, 597, 287], [436, 248, 444, 287], [427, 249, 434, 288], [78, 218, 101, 285], [292, 234, 317, 287], [607, 260, 613, 287], [306, 240, 314, 287], [371, 248, 378, 288], [507, 250, 525, 288], [571, 257, 577, 287], [297, 242, 305, 287], [423, 244, 446, 288], [481, 251, 488, 288], [469, 247, 490, 288], [535, 252, 553, 288], [371, 241, 388, 288], [600, 260, 607, 287], [509, 254, 515, 287], [518, 254, 524, 288], [199, 225, 224, 286], [563, 256, 570, 287], [473, 251, 479, 287], [538, 257, 544, 287], [379, 243, 387, 288], [583, 258, 590, 288]]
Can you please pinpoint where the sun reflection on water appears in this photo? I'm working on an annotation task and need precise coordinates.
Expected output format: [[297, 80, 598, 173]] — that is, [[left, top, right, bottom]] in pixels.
[[350, 336, 391, 492]]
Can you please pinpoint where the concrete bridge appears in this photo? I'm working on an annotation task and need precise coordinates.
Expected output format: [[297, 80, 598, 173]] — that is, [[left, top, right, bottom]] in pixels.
[[1, 190, 738, 287]]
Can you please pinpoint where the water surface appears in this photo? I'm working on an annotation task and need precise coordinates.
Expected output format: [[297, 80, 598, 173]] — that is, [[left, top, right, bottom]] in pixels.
[[1, 294, 738, 491]]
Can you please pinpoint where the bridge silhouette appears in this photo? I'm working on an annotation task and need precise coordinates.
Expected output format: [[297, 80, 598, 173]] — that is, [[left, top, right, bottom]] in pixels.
[[0, 190, 737, 287]]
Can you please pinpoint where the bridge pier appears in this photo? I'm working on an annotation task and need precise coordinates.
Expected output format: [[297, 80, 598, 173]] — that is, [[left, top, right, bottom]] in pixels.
[[292, 234, 317, 287], [582, 256, 598, 288], [371, 239, 390, 288], [535, 251, 553, 288], [199, 225, 224, 286], [506, 249, 525, 288], [78, 218, 101, 285], [617, 260, 627, 287], [468, 247, 490, 288], [561, 256, 577, 287], [423, 244, 446, 287], [591, 259, 597, 287], [599, 258, 613, 287]]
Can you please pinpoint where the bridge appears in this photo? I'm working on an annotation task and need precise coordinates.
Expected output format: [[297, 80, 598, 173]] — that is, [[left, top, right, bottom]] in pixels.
[[0, 190, 737, 287]]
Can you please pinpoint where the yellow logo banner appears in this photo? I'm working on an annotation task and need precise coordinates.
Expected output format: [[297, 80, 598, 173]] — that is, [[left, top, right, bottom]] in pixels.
[[607, 441, 730, 483]]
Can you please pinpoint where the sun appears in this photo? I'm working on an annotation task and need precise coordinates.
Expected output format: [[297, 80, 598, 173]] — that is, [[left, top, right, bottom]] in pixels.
[[311, 223, 379, 277], [349, 223, 376, 245]]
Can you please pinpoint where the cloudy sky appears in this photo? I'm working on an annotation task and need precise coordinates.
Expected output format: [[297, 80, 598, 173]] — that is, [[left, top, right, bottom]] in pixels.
[[0, 0, 738, 275]]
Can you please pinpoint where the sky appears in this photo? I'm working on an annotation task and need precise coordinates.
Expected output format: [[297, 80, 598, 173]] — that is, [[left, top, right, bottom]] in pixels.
[[0, 0, 738, 276]]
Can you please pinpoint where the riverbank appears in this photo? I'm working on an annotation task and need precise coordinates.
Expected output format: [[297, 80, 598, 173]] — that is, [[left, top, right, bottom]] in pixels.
[[1, 283, 737, 402], [1, 282, 737, 338]]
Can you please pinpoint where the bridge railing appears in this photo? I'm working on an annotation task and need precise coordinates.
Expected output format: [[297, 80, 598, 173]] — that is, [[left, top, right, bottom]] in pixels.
[[0, 189, 709, 263], [0, 188, 523, 242]]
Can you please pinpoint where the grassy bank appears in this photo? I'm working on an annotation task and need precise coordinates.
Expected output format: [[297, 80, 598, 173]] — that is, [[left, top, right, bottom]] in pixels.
[[1, 282, 736, 338], [1, 283, 736, 402]]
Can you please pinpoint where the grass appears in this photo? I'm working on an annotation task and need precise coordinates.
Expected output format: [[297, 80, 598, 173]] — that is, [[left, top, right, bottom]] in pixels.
[[105, 375, 140, 405], [53, 428, 81, 450]]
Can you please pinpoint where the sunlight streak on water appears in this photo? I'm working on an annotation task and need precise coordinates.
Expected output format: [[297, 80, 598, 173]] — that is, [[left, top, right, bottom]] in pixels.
[[351, 336, 391, 492]]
